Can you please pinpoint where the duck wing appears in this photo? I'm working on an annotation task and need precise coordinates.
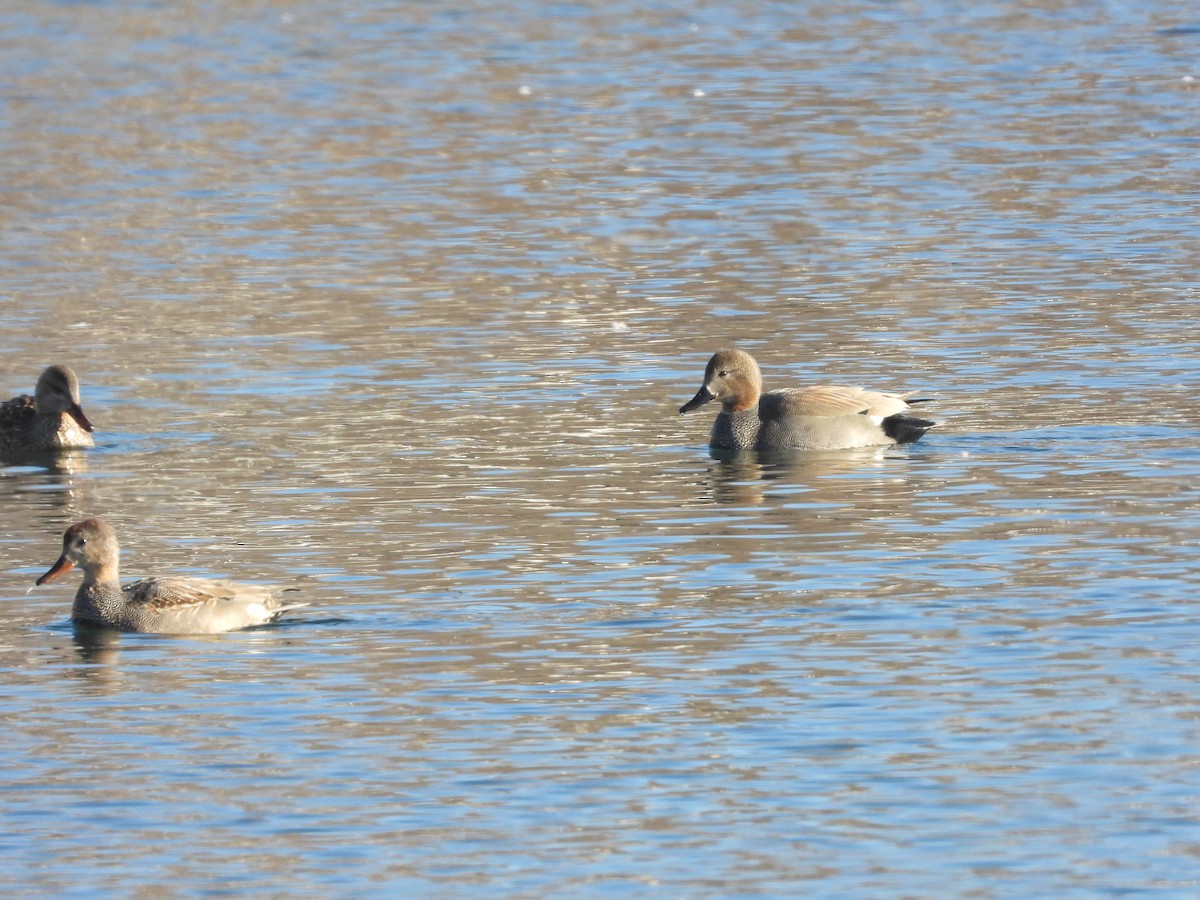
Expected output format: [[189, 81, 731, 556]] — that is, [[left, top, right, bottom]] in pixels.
[[123, 577, 240, 610], [765, 385, 918, 420], [123, 577, 305, 633], [764, 386, 871, 419], [0, 394, 37, 431]]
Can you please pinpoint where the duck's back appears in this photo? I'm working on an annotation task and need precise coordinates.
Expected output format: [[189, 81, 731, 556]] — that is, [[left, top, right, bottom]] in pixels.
[[120, 576, 290, 634], [0, 395, 37, 448], [756, 386, 910, 451]]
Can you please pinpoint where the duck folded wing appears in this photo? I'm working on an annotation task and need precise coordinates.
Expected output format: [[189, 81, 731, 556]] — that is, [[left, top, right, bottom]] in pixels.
[[125, 577, 233, 611], [764, 386, 875, 418], [123, 577, 301, 633], [767, 385, 917, 420], [0, 396, 37, 436], [0, 394, 36, 419]]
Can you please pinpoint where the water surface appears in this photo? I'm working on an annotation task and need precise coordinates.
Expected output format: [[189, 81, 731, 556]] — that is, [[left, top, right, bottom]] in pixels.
[[2, 0, 1200, 895]]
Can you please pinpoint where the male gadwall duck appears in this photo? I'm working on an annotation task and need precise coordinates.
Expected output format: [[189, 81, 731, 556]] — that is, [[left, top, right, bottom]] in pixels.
[[0, 365, 94, 454], [36, 518, 308, 634], [680, 349, 935, 451]]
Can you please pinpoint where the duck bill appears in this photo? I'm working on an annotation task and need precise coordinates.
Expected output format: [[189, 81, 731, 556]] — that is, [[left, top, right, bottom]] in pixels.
[[69, 404, 95, 433], [679, 386, 715, 415], [36, 555, 74, 585]]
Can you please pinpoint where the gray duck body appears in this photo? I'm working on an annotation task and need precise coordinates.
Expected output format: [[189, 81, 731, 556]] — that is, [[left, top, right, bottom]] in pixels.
[[681, 349, 935, 452], [37, 518, 308, 634]]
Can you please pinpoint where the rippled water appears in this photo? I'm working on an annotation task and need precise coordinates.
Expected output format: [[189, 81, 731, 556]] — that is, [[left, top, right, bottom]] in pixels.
[[3, 0, 1200, 895]]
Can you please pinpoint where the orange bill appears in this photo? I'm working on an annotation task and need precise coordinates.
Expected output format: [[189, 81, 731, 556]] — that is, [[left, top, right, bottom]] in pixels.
[[36, 555, 74, 585]]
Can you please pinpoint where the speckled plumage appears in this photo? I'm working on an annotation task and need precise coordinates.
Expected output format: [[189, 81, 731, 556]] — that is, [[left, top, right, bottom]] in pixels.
[[0, 365, 94, 456], [680, 349, 935, 451], [36, 518, 308, 634]]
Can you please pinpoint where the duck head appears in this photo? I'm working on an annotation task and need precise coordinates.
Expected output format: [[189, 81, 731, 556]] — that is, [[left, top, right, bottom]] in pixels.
[[36, 518, 119, 585], [679, 349, 762, 414], [36, 365, 94, 433]]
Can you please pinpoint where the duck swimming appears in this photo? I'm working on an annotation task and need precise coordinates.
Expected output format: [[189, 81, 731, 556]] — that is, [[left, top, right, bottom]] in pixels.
[[0, 365, 94, 455], [680, 349, 935, 451], [36, 518, 308, 634]]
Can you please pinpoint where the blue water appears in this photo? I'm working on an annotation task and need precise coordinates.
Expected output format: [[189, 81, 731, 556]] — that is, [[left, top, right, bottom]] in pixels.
[[3, 0, 1200, 896]]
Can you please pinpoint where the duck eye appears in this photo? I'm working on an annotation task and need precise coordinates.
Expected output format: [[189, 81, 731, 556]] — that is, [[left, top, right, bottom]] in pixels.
[[718, 370, 728, 377]]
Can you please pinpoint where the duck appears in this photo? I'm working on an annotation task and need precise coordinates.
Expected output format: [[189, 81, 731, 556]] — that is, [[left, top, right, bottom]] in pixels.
[[36, 518, 308, 634], [679, 349, 935, 451], [0, 365, 95, 455]]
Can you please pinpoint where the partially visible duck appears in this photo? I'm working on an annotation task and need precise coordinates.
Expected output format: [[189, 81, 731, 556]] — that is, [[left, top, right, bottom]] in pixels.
[[0, 365, 94, 455], [679, 349, 935, 451], [36, 518, 308, 634]]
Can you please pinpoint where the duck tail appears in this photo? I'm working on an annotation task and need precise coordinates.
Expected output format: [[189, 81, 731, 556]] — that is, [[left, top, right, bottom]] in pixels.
[[883, 413, 937, 444]]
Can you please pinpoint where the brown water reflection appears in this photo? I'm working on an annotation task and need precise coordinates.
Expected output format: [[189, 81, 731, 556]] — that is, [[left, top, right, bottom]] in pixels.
[[3, 0, 1200, 895]]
